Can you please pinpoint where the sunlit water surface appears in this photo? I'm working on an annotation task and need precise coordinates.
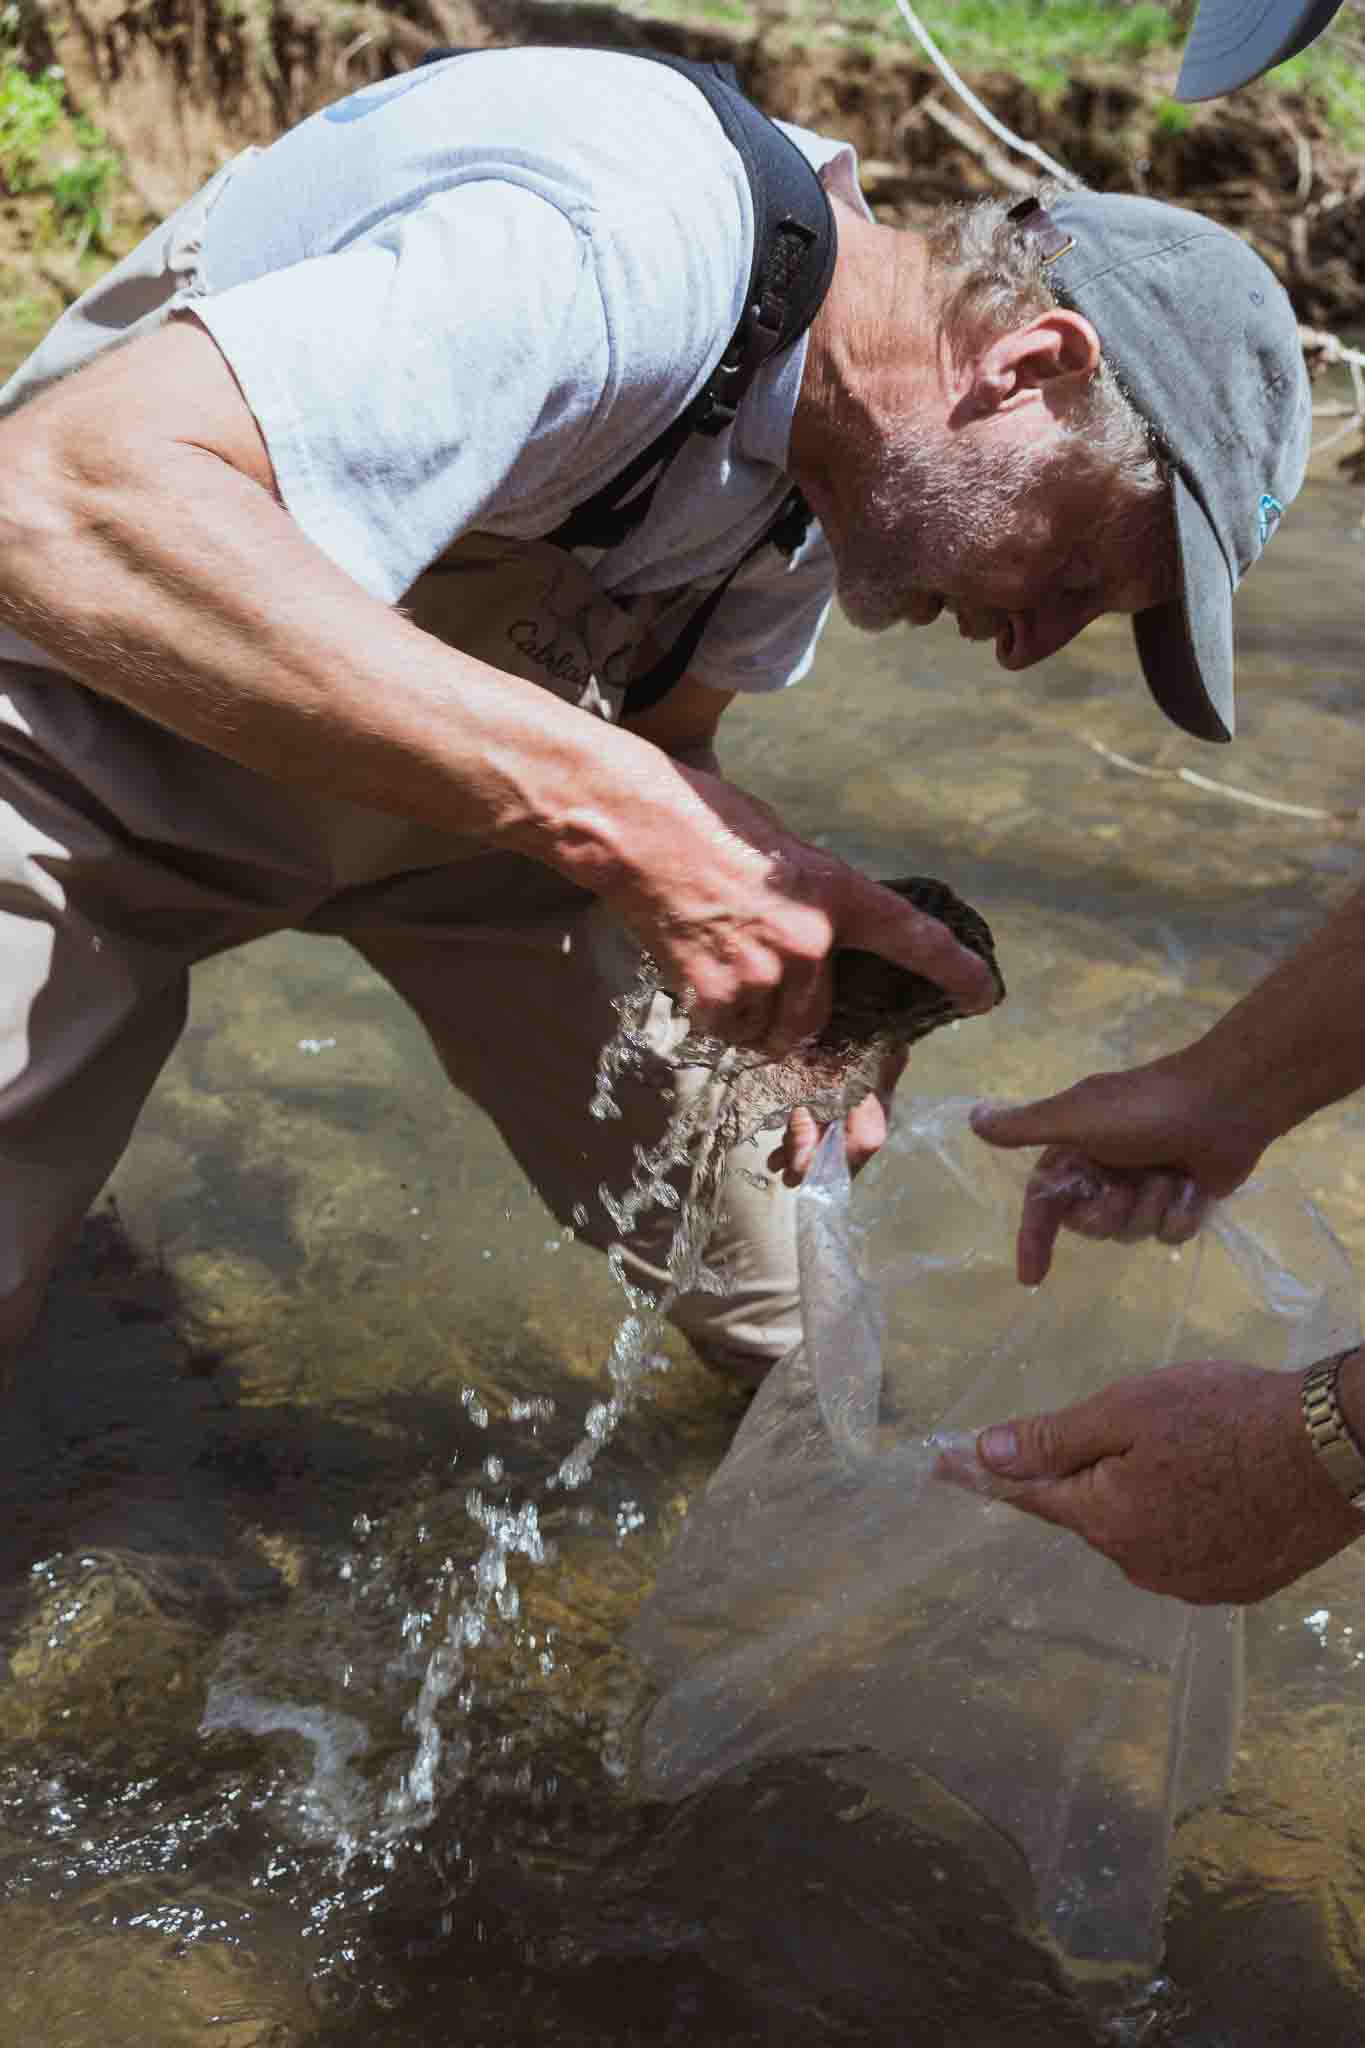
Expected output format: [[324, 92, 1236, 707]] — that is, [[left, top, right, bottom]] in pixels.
[[3, 463, 1365, 2048]]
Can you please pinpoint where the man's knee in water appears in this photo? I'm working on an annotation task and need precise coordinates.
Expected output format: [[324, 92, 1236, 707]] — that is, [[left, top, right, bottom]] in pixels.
[[686, 1337, 782, 1388]]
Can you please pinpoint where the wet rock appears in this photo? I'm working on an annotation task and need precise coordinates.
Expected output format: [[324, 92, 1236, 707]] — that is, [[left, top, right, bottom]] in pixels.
[[822, 873, 1006, 1052]]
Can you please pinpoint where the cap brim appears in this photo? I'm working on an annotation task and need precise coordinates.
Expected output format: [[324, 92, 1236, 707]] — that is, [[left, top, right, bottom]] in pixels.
[[1175, 0, 1348, 101], [1133, 470, 1235, 743]]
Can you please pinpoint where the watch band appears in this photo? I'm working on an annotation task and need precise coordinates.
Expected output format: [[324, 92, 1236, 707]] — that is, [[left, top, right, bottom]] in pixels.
[[1302, 1347, 1365, 1510]]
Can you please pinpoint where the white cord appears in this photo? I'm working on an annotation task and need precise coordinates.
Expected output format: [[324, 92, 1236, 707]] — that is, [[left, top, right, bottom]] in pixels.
[[891, 0, 1363, 465], [891, 0, 1082, 189]]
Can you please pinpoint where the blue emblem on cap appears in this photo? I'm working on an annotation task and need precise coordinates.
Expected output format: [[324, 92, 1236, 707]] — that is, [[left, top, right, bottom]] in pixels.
[[1258, 493, 1284, 547]]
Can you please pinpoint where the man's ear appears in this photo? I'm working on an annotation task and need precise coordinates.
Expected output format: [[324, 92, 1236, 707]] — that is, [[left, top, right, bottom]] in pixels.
[[965, 310, 1102, 416]]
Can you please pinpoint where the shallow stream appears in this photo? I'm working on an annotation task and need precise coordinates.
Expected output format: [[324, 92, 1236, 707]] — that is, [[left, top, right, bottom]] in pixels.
[[3, 458, 1365, 2046]]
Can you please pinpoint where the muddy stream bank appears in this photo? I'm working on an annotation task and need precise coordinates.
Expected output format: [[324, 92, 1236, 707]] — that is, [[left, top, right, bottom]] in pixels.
[[11, 0, 1365, 327]]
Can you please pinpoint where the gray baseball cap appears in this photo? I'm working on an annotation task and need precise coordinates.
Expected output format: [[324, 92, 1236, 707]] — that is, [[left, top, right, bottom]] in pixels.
[[1175, 0, 1349, 100], [1013, 190, 1313, 743]]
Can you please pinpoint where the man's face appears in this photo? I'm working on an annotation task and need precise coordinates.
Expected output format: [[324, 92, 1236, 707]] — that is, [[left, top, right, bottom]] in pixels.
[[829, 407, 1176, 667]]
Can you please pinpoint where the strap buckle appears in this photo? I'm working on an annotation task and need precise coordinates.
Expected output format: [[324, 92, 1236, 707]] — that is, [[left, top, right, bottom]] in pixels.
[[1007, 195, 1076, 266]]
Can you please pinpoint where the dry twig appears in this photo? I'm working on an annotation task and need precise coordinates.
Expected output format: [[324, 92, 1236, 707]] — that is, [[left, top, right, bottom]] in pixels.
[[919, 95, 1036, 194], [1081, 733, 1362, 825]]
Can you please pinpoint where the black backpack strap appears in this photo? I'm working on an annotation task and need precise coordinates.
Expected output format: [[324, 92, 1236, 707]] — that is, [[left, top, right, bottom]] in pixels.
[[620, 485, 811, 719], [642, 57, 836, 438], [411, 45, 836, 710], [546, 52, 835, 552]]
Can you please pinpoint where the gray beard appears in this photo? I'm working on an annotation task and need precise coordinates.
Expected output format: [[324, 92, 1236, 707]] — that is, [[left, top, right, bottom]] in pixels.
[[833, 420, 1048, 633]]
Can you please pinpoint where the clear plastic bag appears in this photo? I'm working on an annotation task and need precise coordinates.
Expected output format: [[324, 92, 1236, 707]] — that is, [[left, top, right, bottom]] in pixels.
[[629, 1098, 1359, 1977]]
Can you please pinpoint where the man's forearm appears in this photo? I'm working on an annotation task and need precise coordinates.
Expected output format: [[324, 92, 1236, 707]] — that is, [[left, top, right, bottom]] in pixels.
[[1189, 880, 1365, 1150], [0, 387, 703, 902], [0, 316, 1000, 1051]]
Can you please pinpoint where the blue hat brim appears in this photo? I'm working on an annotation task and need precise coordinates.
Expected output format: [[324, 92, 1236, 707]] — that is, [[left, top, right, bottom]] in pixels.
[[1133, 470, 1236, 744], [1175, 0, 1348, 101]]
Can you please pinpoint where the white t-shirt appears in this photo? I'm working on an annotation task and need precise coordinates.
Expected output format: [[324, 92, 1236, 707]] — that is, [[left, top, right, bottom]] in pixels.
[[6, 48, 869, 692]]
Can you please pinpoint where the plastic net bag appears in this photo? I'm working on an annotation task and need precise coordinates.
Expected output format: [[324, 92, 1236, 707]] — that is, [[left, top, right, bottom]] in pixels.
[[628, 1098, 1359, 1977]]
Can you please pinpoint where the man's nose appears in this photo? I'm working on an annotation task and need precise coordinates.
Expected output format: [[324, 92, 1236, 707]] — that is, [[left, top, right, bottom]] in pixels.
[[997, 599, 1099, 670]]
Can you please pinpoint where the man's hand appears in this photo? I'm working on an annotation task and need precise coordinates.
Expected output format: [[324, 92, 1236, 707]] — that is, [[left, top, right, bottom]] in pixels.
[[767, 1044, 908, 1186], [969, 1047, 1271, 1283], [972, 881, 1365, 1285], [601, 760, 998, 1056], [941, 1359, 1365, 1605]]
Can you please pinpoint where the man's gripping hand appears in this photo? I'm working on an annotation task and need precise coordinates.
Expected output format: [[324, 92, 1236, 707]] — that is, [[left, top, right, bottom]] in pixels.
[[599, 760, 998, 1056], [767, 1054, 906, 1185]]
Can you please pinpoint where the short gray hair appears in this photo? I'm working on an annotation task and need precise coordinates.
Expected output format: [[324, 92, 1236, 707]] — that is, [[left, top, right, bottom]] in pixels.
[[924, 184, 1167, 503]]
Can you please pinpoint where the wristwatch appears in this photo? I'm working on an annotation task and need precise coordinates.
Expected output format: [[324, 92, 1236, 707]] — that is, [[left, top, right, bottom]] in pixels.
[[1302, 1347, 1365, 1510]]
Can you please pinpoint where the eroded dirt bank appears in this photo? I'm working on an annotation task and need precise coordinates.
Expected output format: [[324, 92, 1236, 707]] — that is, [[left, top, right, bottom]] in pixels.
[[21, 0, 1365, 326]]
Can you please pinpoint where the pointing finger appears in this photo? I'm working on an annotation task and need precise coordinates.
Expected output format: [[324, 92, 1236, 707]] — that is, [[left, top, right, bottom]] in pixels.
[[971, 1094, 1073, 1151]]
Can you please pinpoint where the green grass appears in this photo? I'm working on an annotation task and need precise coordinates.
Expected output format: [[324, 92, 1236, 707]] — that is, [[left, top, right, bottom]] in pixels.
[[1151, 92, 1196, 135], [49, 114, 120, 255], [0, 57, 63, 193], [0, 50, 122, 255], [873, 0, 1184, 97], [1274, 37, 1365, 142]]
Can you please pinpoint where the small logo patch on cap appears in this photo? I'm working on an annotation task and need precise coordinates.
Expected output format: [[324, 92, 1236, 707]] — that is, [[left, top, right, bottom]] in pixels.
[[1258, 493, 1284, 547]]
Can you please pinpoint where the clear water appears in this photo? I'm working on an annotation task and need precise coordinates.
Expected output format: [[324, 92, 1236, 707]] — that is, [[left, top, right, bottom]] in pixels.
[[3, 460, 1365, 2046]]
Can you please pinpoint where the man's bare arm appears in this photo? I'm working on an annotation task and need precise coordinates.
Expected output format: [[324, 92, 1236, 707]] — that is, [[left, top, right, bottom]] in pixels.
[[0, 317, 996, 1050]]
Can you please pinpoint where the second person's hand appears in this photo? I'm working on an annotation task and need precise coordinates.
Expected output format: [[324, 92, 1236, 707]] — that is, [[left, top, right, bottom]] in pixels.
[[969, 1046, 1275, 1283], [937, 1357, 1365, 1606]]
